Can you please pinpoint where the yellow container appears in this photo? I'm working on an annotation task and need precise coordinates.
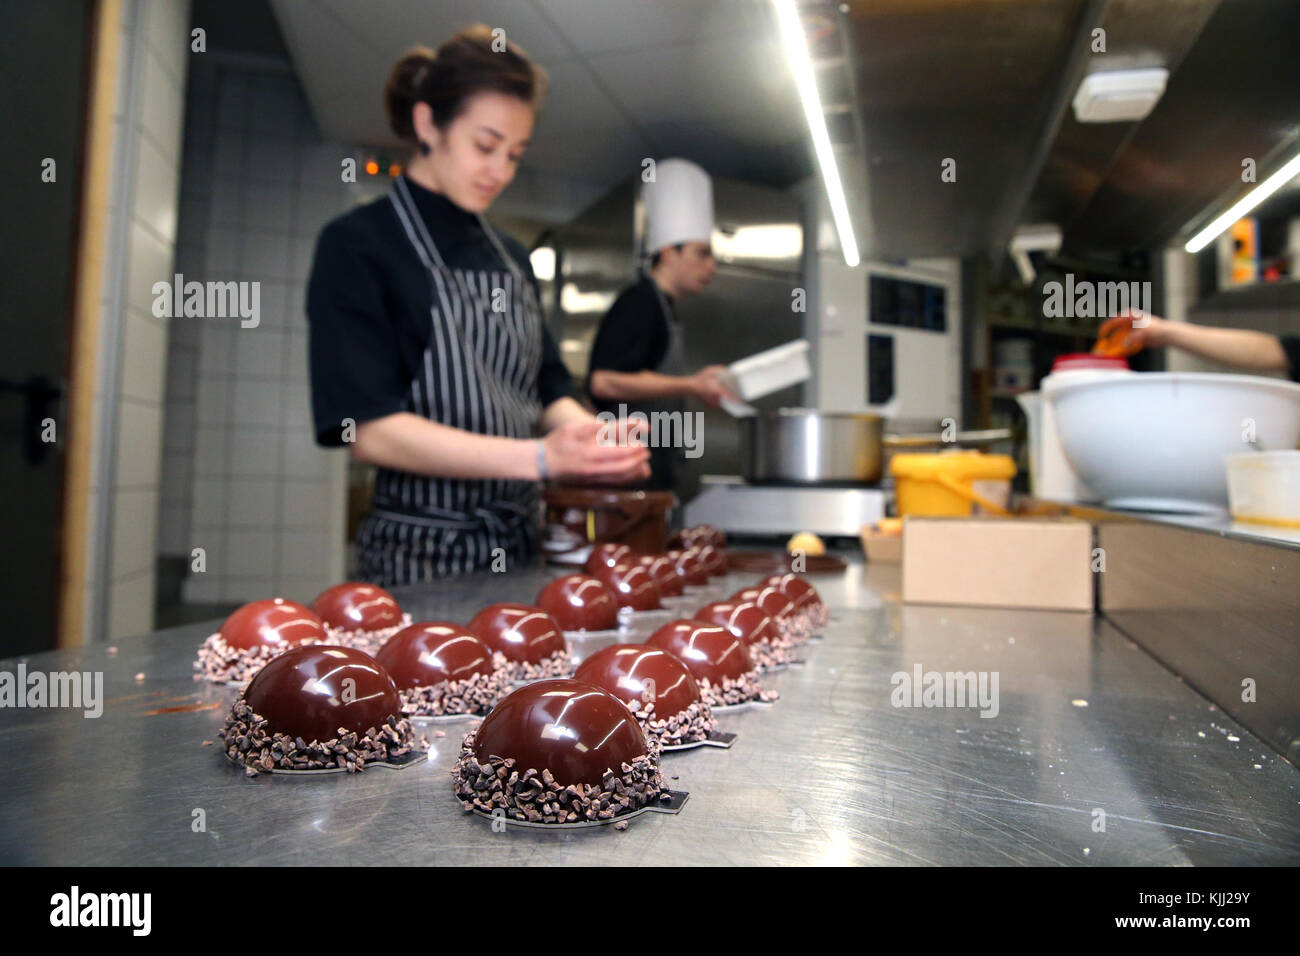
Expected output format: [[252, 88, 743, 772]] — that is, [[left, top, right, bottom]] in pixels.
[[890, 452, 1017, 517]]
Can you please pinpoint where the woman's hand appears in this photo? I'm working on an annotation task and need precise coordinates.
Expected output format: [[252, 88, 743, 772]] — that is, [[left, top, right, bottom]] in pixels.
[[541, 419, 650, 484], [1094, 311, 1172, 356]]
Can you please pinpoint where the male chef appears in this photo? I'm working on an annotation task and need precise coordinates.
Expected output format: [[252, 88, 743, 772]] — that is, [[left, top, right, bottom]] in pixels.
[[586, 158, 734, 491]]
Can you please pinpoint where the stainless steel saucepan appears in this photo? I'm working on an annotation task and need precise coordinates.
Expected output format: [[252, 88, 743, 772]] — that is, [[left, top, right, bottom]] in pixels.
[[740, 408, 1010, 484]]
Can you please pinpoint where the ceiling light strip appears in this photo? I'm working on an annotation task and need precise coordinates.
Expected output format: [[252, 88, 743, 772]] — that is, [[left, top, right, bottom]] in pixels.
[[1185, 152, 1300, 253], [772, 0, 860, 267]]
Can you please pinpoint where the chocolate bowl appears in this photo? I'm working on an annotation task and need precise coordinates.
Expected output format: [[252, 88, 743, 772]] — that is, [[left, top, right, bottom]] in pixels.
[[694, 600, 796, 672], [535, 574, 620, 631], [645, 620, 775, 707], [467, 603, 572, 681], [220, 645, 423, 775], [574, 644, 714, 749], [194, 598, 326, 684], [452, 679, 666, 825], [591, 562, 662, 612], [375, 623, 507, 717], [636, 554, 684, 597], [585, 542, 638, 575], [310, 582, 411, 655]]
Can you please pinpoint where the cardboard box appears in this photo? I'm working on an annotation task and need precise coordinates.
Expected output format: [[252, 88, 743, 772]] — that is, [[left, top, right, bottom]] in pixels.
[[860, 526, 902, 563], [902, 517, 1094, 612]]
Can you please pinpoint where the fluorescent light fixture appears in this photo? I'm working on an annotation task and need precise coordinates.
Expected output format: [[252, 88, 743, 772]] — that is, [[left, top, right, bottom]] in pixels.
[[1185, 151, 1300, 253], [529, 246, 556, 281], [772, 0, 859, 267], [712, 223, 804, 261]]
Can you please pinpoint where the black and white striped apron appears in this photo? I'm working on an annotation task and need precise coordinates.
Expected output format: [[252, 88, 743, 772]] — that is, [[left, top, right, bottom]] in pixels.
[[356, 177, 544, 585]]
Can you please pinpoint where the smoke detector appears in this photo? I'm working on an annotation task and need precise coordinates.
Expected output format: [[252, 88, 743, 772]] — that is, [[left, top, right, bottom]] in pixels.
[[1072, 68, 1168, 123]]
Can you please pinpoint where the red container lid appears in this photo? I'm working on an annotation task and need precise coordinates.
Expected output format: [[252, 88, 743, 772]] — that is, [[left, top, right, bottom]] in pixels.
[[1052, 353, 1129, 373]]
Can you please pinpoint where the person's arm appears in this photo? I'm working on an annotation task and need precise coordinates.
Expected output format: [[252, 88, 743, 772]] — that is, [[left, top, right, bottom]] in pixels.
[[1158, 321, 1289, 372], [354, 412, 649, 484], [589, 367, 735, 407], [1099, 311, 1290, 371]]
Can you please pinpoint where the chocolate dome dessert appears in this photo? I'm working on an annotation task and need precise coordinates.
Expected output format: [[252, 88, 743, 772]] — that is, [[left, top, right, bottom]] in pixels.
[[585, 542, 637, 575], [310, 581, 411, 656], [590, 562, 662, 612], [759, 573, 830, 631], [220, 645, 423, 775], [666, 548, 708, 587], [694, 599, 795, 671], [195, 597, 326, 684], [636, 554, 684, 597], [451, 679, 666, 825], [375, 622, 508, 717], [645, 619, 776, 706], [467, 603, 572, 681], [574, 644, 714, 749], [695, 543, 728, 578], [730, 585, 809, 643], [535, 574, 620, 631]]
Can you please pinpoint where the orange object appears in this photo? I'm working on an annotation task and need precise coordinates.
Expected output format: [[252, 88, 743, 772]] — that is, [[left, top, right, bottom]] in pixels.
[[1092, 316, 1143, 358]]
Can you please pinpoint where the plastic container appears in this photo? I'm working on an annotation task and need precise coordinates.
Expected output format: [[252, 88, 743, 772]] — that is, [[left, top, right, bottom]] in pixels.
[[541, 486, 677, 566], [1226, 451, 1300, 528], [1027, 354, 1131, 502], [890, 452, 1017, 517], [1047, 372, 1300, 513], [723, 339, 811, 401]]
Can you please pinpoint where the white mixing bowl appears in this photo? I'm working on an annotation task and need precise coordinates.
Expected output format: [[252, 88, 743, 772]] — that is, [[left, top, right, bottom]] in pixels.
[[1044, 372, 1300, 513]]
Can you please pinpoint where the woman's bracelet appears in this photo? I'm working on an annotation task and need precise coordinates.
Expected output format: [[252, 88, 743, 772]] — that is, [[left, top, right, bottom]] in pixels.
[[535, 439, 549, 481]]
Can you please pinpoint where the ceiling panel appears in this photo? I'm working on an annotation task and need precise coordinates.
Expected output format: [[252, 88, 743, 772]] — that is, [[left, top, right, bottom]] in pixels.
[[534, 0, 772, 54]]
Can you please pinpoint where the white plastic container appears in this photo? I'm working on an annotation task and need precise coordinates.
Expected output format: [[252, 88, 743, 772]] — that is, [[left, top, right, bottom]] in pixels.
[[1025, 355, 1131, 502], [724, 339, 811, 401], [1226, 451, 1300, 528], [1047, 372, 1300, 513]]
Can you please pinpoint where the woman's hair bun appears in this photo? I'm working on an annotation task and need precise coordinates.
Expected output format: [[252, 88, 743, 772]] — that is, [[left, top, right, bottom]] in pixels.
[[384, 46, 436, 142], [382, 26, 546, 147]]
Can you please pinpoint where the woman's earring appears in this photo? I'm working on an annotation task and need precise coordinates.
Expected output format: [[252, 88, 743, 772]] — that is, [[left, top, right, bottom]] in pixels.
[[417, 139, 431, 156]]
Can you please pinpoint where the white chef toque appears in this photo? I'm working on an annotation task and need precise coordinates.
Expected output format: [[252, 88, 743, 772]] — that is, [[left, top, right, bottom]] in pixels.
[[644, 158, 715, 255]]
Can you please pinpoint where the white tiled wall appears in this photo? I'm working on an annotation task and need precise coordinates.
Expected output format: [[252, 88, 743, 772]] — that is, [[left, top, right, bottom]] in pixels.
[[161, 53, 348, 606], [86, 0, 191, 642]]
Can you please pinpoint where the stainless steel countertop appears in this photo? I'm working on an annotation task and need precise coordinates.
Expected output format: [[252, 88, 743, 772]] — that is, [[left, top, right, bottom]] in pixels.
[[2, 559, 1297, 865]]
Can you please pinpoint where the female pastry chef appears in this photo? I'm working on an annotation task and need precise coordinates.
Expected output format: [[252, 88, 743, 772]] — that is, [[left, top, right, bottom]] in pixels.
[[307, 26, 648, 584]]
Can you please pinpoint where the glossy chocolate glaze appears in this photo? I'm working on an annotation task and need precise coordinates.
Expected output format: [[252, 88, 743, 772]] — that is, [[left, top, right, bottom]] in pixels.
[[730, 585, 796, 622], [585, 543, 637, 575], [219, 598, 325, 651], [535, 574, 620, 631], [669, 548, 708, 587], [471, 679, 649, 787], [761, 573, 824, 612], [645, 619, 754, 683], [591, 562, 661, 611], [467, 603, 566, 663], [695, 544, 727, 577], [375, 622, 494, 691], [636, 554, 684, 596], [573, 644, 701, 718], [243, 645, 402, 742], [693, 601, 779, 646], [310, 582, 403, 631]]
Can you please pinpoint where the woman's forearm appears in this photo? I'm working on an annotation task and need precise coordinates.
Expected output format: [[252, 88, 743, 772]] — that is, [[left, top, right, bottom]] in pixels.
[[1164, 323, 1289, 372], [353, 413, 538, 480]]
